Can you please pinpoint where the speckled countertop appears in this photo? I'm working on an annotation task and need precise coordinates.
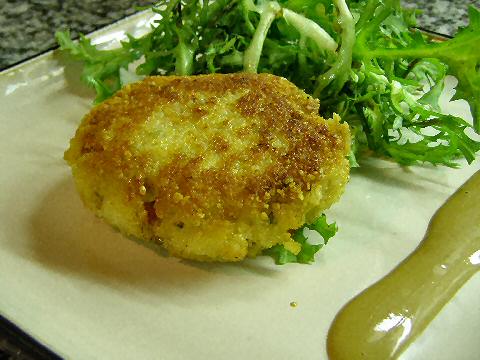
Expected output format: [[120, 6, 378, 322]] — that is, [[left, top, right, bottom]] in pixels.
[[0, 0, 155, 69], [0, 0, 478, 70], [402, 0, 479, 35]]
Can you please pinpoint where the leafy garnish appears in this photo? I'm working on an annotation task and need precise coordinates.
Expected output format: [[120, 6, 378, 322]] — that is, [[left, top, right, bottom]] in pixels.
[[265, 214, 338, 265], [56, 30, 142, 101], [346, 1, 480, 165]]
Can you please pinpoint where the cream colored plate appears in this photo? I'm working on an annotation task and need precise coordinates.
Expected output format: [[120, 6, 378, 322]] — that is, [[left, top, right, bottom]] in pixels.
[[0, 12, 478, 360]]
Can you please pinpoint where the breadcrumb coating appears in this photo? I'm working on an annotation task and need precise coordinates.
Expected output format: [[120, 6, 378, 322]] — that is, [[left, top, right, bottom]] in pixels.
[[65, 73, 350, 262]]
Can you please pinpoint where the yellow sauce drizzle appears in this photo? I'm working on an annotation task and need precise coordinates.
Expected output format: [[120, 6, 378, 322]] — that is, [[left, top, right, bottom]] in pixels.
[[328, 171, 480, 359]]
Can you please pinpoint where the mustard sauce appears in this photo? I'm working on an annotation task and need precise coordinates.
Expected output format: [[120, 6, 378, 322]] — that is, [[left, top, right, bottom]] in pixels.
[[328, 171, 480, 359]]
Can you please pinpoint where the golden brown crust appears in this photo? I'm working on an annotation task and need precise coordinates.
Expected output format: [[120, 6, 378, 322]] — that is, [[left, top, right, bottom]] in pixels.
[[65, 73, 350, 262], [67, 74, 346, 213]]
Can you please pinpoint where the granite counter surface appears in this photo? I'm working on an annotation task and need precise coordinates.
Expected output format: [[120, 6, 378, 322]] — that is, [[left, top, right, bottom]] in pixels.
[[1, 0, 156, 69], [1, 0, 479, 70]]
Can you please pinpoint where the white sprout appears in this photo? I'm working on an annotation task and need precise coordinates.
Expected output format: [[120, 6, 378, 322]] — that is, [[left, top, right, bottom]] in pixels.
[[243, 1, 282, 73], [282, 8, 337, 53], [313, 0, 355, 97]]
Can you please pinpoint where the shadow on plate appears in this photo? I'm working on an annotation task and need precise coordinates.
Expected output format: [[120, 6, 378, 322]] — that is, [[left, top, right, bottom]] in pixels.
[[28, 177, 278, 294], [352, 158, 450, 191]]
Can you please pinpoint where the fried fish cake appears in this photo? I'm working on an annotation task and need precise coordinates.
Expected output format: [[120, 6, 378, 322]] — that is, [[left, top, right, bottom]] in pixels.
[[65, 73, 350, 262]]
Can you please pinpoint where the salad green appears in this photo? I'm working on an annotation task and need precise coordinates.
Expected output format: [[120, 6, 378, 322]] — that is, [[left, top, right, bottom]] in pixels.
[[56, 0, 480, 264], [265, 214, 338, 264]]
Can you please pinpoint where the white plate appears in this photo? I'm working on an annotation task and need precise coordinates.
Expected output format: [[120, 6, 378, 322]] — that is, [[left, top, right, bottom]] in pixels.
[[0, 11, 479, 360]]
